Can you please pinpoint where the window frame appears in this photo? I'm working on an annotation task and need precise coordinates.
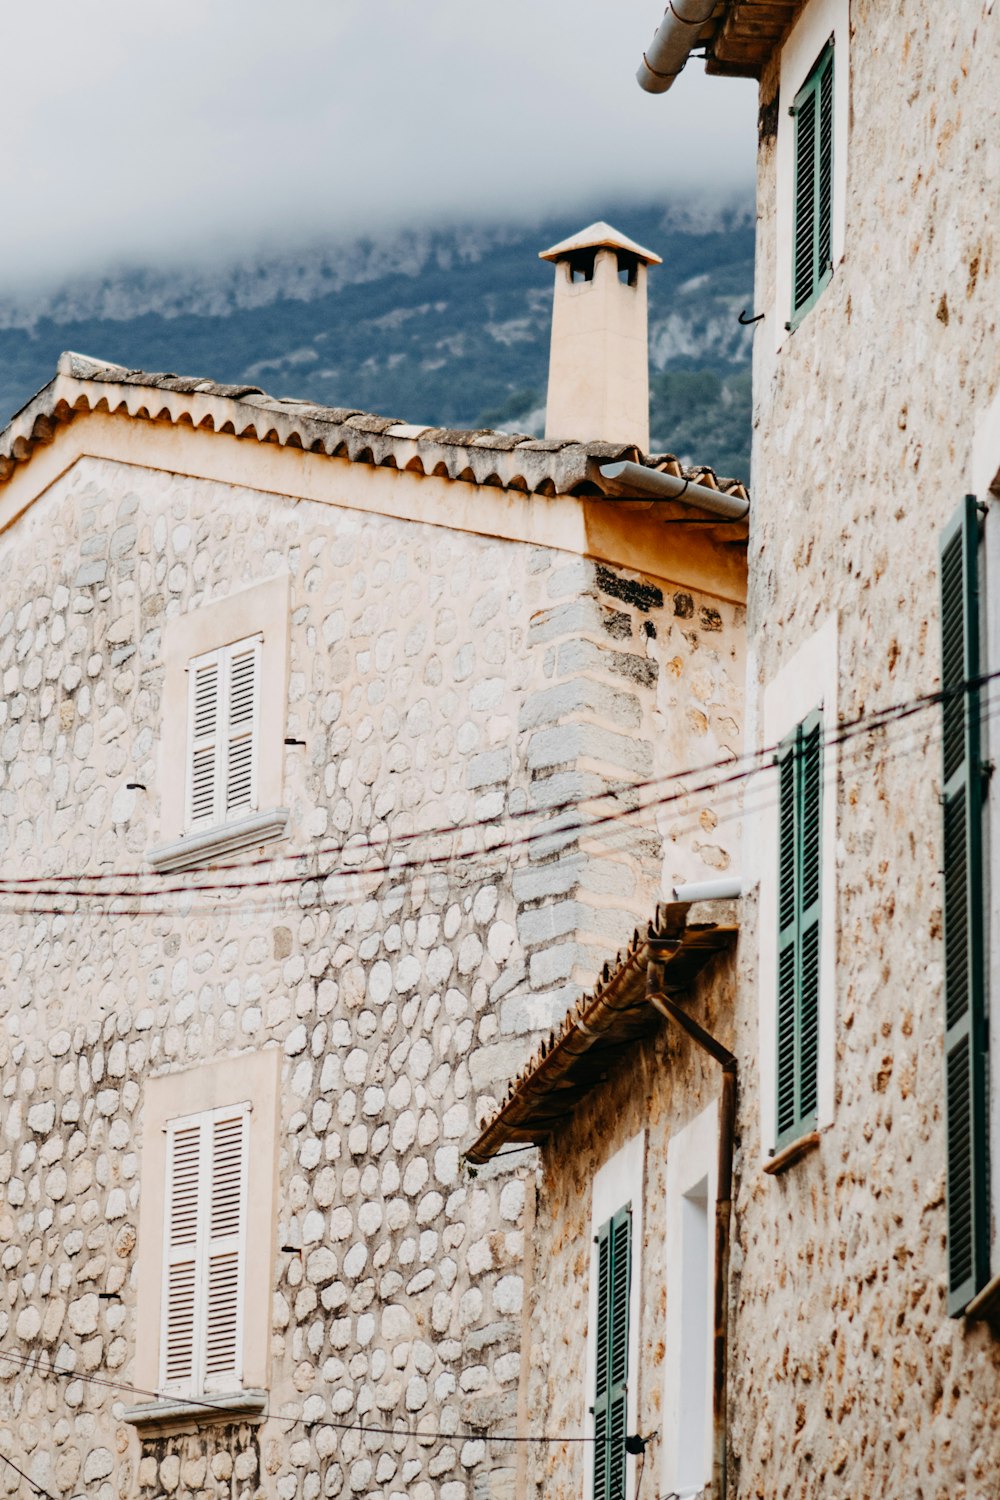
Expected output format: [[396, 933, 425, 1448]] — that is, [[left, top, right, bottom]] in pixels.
[[775, 709, 824, 1151], [592, 1206, 631, 1500], [161, 1102, 251, 1397], [130, 1049, 282, 1428], [940, 494, 991, 1316], [185, 634, 263, 833], [788, 40, 835, 330]]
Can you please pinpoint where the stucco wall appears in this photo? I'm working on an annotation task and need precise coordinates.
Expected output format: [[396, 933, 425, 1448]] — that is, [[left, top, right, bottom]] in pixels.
[[731, 1, 1000, 1495], [0, 448, 743, 1500]]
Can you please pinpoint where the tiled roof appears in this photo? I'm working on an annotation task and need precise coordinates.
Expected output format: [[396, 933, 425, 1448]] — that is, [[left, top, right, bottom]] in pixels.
[[0, 352, 750, 506], [466, 897, 738, 1165]]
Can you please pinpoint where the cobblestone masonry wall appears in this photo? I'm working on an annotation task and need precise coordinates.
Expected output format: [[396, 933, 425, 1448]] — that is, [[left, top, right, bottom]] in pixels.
[[732, 4, 1000, 1498], [0, 452, 743, 1499]]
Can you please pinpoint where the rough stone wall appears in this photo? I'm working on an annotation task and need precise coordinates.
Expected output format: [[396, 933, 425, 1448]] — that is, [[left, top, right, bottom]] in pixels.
[[731, 3, 1000, 1497], [519, 952, 738, 1499], [0, 450, 742, 1499]]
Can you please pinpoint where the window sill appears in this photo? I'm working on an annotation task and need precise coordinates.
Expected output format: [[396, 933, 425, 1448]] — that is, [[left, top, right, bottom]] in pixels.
[[966, 1270, 1000, 1326], [147, 808, 289, 873], [763, 1130, 820, 1176], [123, 1389, 268, 1435]]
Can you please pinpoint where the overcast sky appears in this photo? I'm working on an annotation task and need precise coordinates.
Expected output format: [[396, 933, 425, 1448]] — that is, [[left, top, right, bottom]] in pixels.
[[3, 0, 756, 290]]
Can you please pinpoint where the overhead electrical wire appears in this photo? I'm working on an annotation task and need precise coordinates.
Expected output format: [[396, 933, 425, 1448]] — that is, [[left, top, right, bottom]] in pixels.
[[0, 660, 985, 906], [0, 665, 983, 920], [0, 1345, 592, 1449]]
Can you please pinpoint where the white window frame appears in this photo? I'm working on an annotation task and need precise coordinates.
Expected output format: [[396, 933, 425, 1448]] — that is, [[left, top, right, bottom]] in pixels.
[[661, 1101, 718, 1500], [754, 614, 839, 1160], [185, 634, 262, 832], [160, 1101, 251, 1398], [774, 0, 850, 349], [585, 1130, 645, 1500]]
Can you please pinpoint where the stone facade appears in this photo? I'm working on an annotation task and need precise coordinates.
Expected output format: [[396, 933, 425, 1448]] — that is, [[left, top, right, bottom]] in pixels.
[[729, 1, 1000, 1496], [0, 401, 744, 1500]]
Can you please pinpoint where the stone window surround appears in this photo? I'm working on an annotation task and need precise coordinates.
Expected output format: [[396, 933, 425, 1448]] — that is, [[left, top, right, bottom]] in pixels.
[[773, 0, 850, 350], [585, 1129, 645, 1500], [661, 1100, 718, 1500], [757, 613, 839, 1161], [127, 1047, 282, 1430], [147, 574, 291, 872]]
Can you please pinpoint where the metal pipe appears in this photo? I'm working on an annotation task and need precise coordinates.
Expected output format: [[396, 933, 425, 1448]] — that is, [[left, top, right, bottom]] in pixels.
[[647, 960, 736, 1500], [599, 459, 749, 520], [636, 0, 718, 95], [671, 877, 742, 904]]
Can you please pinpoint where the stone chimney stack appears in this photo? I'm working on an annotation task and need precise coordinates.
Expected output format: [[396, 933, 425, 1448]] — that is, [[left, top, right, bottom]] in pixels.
[[540, 221, 661, 452]]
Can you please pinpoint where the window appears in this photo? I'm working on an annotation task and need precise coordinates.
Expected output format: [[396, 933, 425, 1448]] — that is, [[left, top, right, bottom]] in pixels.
[[187, 637, 261, 830], [149, 575, 290, 872], [939, 494, 990, 1316], [162, 1104, 249, 1394], [775, 711, 823, 1148], [593, 1206, 631, 1500], [789, 42, 834, 328], [128, 1049, 281, 1428]]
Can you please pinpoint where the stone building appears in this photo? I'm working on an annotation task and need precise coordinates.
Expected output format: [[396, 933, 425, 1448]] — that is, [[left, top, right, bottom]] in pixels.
[[541, 0, 1000, 1496], [0, 222, 748, 1500]]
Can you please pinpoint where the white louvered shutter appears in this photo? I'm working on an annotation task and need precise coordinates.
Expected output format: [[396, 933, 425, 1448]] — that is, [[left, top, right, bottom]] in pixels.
[[160, 1104, 249, 1395], [162, 1120, 203, 1388], [225, 642, 260, 818], [204, 1110, 248, 1388], [188, 656, 221, 827], [186, 636, 261, 830]]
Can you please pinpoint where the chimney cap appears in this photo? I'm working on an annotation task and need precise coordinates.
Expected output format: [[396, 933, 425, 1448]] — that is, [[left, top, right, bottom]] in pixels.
[[539, 221, 662, 266]]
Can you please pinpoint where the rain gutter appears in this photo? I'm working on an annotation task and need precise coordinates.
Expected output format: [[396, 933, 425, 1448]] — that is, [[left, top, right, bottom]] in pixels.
[[599, 459, 750, 520], [636, 1, 719, 94]]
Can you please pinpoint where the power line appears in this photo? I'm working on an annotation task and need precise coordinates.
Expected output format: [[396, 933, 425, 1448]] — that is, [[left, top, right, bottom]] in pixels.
[[0, 1346, 592, 1448], [0, 666, 978, 918], [0, 658, 982, 903], [0, 1445, 57, 1500]]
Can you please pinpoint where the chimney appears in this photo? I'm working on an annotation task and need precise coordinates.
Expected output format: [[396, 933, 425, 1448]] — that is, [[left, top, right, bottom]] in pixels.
[[540, 221, 661, 452]]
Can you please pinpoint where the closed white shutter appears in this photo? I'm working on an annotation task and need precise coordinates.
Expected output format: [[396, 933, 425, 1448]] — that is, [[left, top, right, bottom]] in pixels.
[[188, 657, 221, 827], [162, 1120, 203, 1388], [186, 636, 262, 830], [204, 1111, 248, 1387], [160, 1103, 249, 1395], [225, 642, 260, 818]]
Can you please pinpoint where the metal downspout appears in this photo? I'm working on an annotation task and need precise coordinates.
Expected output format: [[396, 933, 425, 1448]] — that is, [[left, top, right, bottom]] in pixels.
[[647, 958, 736, 1500], [636, 0, 718, 94]]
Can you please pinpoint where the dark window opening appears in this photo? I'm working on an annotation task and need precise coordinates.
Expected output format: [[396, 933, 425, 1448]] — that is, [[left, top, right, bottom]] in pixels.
[[616, 251, 639, 287], [568, 249, 597, 283]]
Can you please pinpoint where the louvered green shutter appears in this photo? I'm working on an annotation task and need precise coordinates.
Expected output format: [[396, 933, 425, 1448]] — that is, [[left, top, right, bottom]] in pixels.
[[776, 712, 823, 1149], [593, 1206, 631, 1500], [940, 495, 989, 1316], [790, 42, 835, 327]]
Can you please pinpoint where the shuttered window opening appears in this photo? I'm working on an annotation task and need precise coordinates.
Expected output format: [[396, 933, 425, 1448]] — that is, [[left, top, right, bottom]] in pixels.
[[186, 636, 262, 831], [593, 1206, 631, 1500], [939, 495, 989, 1316], [790, 40, 834, 327], [776, 710, 823, 1150], [161, 1104, 250, 1395]]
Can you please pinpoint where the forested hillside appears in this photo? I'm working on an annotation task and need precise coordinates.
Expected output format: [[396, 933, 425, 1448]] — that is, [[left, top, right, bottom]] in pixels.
[[0, 200, 755, 481]]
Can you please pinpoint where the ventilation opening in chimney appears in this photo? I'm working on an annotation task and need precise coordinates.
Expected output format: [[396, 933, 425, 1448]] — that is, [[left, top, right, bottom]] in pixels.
[[617, 251, 639, 287], [568, 248, 597, 283]]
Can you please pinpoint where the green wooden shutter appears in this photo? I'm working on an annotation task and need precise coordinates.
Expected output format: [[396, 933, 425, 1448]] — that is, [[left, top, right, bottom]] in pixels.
[[940, 494, 989, 1315], [791, 41, 835, 327], [593, 1206, 631, 1500], [776, 712, 823, 1149]]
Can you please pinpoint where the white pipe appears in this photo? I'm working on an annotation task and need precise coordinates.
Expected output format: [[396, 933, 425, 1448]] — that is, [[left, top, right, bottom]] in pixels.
[[637, 0, 717, 94], [671, 877, 742, 903], [599, 459, 749, 519]]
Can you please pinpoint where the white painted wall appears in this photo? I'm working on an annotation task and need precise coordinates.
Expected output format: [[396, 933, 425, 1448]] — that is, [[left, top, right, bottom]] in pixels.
[[661, 1101, 718, 1500]]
